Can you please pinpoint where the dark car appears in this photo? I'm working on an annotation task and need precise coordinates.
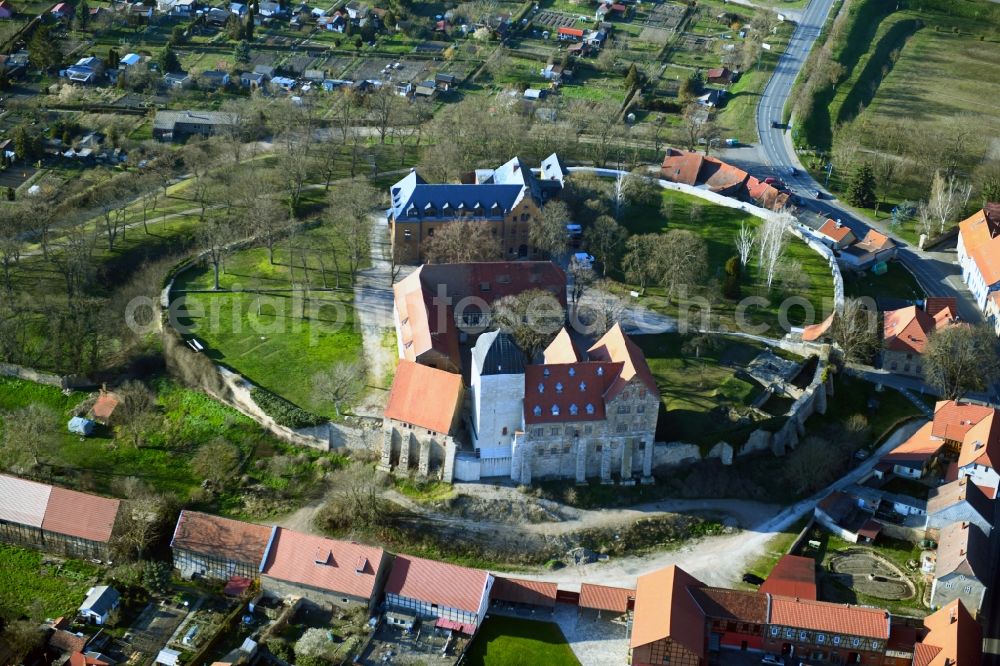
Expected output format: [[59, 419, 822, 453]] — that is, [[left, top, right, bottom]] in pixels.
[[742, 573, 765, 586], [771, 120, 781, 129], [814, 189, 824, 199]]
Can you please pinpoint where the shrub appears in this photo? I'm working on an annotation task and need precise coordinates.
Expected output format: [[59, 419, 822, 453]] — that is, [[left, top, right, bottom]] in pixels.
[[722, 273, 741, 300], [724, 256, 741, 278], [250, 387, 325, 428]]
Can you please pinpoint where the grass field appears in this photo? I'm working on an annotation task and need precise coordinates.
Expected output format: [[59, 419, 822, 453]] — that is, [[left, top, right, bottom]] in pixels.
[[0, 544, 102, 619], [464, 617, 579, 666], [635, 333, 782, 447], [622, 188, 835, 334], [843, 262, 924, 303], [804, 374, 922, 447], [172, 235, 365, 417]]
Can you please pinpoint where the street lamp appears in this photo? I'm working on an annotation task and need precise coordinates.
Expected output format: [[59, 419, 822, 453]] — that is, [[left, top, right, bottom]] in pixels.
[[824, 162, 833, 187]]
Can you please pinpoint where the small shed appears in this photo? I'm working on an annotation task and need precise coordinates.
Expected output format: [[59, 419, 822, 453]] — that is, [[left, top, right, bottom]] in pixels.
[[79, 586, 120, 625], [523, 88, 542, 100], [156, 648, 181, 666], [91, 389, 120, 424], [68, 417, 95, 436]]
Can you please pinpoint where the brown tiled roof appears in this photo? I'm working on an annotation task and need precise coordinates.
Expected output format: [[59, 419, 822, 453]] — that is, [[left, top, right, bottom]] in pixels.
[[579, 583, 633, 613], [42, 487, 120, 544], [490, 577, 557, 607], [881, 422, 943, 465], [689, 586, 766, 622], [588, 323, 659, 400], [917, 599, 982, 666], [932, 400, 993, 442], [934, 521, 990, 580], [660, 148, 704, 186], [817, 219, 855, 243], [523, 361, 618, 424], [768, 596, 890, 639], [924, 297, 958, 319], [759, 555, 817, 600], [857, 519, 882, 540], [927, 477, 992, 523], [385, 554, 490, 615], [883, 305, 958, 355], [802, 313, 834, 342], [958, 411, 1000, 470], [170, 511, 272, 567], [384, 360, 463, 434], [49, 629, 87, 653], [856, 229, 895, 253], [261, 528, 385, 601], [91, 391, 120, 421], [630, 565, 705, 656], [959, 204, 1000, 286]]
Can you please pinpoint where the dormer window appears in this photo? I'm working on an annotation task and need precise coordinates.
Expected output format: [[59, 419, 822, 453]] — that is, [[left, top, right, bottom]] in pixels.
[[533, 406, 542, 417], [568, 367, 575, 377], [555, 382, 563, 393], [441, 202, 451, 214], [314, 549, 332, 565], [580, 381, 587, 391], [597, 367, 604, 376], [586, 403, 595, 414], [356, 556, 368, 573], [569, 404, 578, 415], [424, 202, 436, 217], [551, 405, 560, 416], [537, 383, 544, 393], [543, 368, 550, 377]]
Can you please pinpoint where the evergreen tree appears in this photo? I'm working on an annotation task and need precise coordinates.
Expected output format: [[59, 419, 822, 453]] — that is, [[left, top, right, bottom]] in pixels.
[[234, 39, 251, 64], [848, 162, 877, 208], [28, 25, 63, 72], [244, 13, 254, 40], [75, 0, 90, 30], [158, 44, 180, 73], [624, 63, 639, 90]]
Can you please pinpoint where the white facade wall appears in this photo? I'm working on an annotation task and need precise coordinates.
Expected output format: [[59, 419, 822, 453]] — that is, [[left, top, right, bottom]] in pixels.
[[814, 509, 859, 544], [385, 576, 493, 626], [957, 463, 1000, 498], [471, 371, 524, 450], [958, 231, 997, 310]]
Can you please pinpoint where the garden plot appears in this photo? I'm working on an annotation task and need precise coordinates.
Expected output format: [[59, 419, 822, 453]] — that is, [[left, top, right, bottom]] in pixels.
[[827, 549, 916, 601], [645, 2, 686, 31], [534, 10, 580, 28], [638, 26, 671, 44]]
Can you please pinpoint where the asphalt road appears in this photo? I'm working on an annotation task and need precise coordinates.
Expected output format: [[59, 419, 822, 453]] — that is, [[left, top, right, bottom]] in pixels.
[[748, 0, 983, 324]]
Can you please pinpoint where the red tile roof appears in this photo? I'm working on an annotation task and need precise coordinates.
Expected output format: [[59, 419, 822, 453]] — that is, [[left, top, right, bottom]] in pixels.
[[42, 487, 120, 544], [759, 555, 817, 600], [856, 229, 895, 253], [916, 600, 982, 666], [881, 422, 944, 465], [818, 219, 856, 243], [660, 148, 704, 186], [170, 511, 272, 567], [579, 583, 633, 613], [924, 297, 958, 319], [384, 360, 463, 433], [91, 391, 120, 421], [630, 565, 706, 656], [490, 577, 557, 607], [767, 596, 890, 639], [385, 554, 491, 614], [883, 304, 958, 355], [523, 361, 618, 424], [959, 204, 1000, 286], [588, 323, 659, 400], [802, 312, 834, 341], [558, 26, 584, 37], [261, 528, 386, 602], [958, 410, 1000, 470], [49, 629, 87, 654], [689, 587, 766, 622], [394, 269, 459, 368], [932, 401, 993, 442]]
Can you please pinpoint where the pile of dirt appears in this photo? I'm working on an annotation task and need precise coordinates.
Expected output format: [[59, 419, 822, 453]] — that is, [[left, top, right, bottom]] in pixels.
[[433, 495, 566, 525]]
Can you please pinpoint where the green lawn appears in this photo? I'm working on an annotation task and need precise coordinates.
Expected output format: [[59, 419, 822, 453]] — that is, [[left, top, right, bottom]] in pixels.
[[0, 544, 101, 619], [634, 332, 782, 447], [843, 262, 924, 303], [464, 617, 579, 666], [803, 373, 922, 447], [622, 188, 835, 334]]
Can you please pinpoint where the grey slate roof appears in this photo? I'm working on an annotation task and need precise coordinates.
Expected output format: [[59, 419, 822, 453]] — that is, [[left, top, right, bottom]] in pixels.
[[935, 521, 991, 581], [473, 331, 525, 376], [928, 478, 993, 524], [153, 110, 238, 132], [80, 586, 120, 617], [388, 170, 523, 221]]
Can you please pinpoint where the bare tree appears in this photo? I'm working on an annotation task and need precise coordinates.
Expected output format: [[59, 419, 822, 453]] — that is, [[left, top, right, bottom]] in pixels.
[[0, 205, 27, 296], [735, 221, 756, 269], [199, 217, 239, 290], [925, 170, 972, 235], [312, 359, 368, 417], [191, 439, 242, 488], [113, 380, 159, 448], [110, 479, 175, 560], [492, 289, 565, 361], [367, 84, 401, 145], [658, 229, 708, 300], [423, 221, 503, 264], [584, 215, 628, 277], [925, 325, 1000, 399], [568, 260, 595, 307], [758, 214, 792, 290], [530, 201, 571, 259], [327, 180, 376, 284], [579, 282, 627, 336], [830, 297, 880, 363], [315, 462, 392, 533], [622, 233, 664, 294], [0, 404, 57, 475]]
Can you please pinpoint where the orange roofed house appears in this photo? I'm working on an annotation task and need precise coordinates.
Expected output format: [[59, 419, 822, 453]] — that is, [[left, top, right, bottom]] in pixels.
[[0, 474, 121, 560], [386, 154, 566, 264], [958, 203, 1000, 319], [840, 229, 897, 270], [170, 510, 273, 581], [384, 554, 494, 629], [660, 148, 790, 211], [882, 297, 960, 378], [379, 360, 464, 482], [260, 527, 391, 614], [817, 219, 857, 250]]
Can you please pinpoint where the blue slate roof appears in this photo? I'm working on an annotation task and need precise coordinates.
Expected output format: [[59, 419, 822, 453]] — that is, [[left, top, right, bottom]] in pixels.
[[472, 331, 525, 376], [389, 170, 523, 221], [80, 586, 119, 617]]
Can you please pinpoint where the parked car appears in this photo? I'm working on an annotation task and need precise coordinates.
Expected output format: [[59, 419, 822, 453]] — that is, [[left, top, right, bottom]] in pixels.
[[815, 189, 824, 199], [787, 167, 797, 176], [761, 655, 782, 665], [742, 573, 765, 586]]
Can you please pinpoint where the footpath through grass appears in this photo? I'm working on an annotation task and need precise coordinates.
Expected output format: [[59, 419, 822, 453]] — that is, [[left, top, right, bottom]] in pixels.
[[464, 616, 580, 666]]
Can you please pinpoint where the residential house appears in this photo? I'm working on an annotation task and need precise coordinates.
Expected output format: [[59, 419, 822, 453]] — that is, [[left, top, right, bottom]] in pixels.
[[840, 229, 897, 270], [387, 154, 564, 263], [916, 599, 982, 665], [378, 360, 464, 482], [930, 400, 994, 458], [956, 407, 1000, 498], [229, 2, 246, 15], [0, 1, 14, 19], [511, 324, 660, 485], [759, 554, 817, 600], [817, 219, 857, 250], [260, 528, 390, 614], [489, 577, 557, 612], [957, 203, 1000, 312], [434, 72, 456, 91], [384, 554, 494, 629], [258, 0, 281, 16], [930, 521, 991, 615], [65, 56, 105, 84], [51, 2, 69, 18], [926, 477, 994, 537], [660, 148, 790, 211], [882, 299, 959, 379], [163, 71, 190, 88], [153, 110, 237, 141], [253, 64, 276, 79], [119, 53, 141, 68], [78, 586, 119, 625], [879, 422, 945, 479], [414, 80, 436, 98], [558, 26, 584, 41], [198, 69, 230, 89], [240, 71, 265, 89], [586, 28, 608, 49], [695, 88, 725, 107], [206, 6, 229, 24], [628, 565, 716, 665], [393, 81, 413, 97], [0, 475, 121, 560], [541, 63, 565, 82], [764, 595, 890, 662], [706, 66, 734, 85], [814, 490, 881, 543], [170, 510, 272, 580]]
